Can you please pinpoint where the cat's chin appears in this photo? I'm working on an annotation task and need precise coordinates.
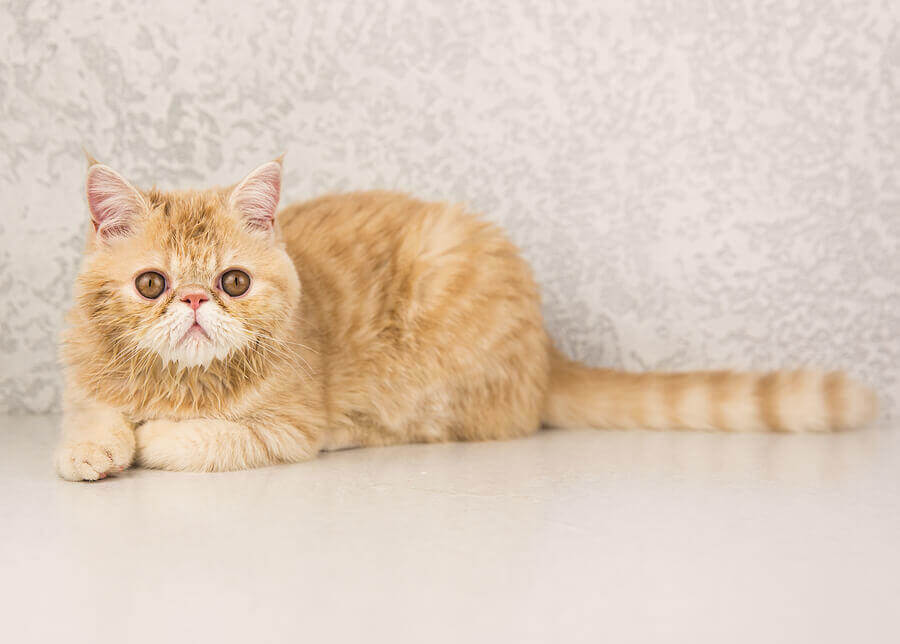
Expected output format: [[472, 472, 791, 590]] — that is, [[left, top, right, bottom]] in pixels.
[[161, 335, 233, 370]]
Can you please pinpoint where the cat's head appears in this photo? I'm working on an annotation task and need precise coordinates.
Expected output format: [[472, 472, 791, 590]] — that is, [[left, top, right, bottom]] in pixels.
[[72, 159, 300, 371]]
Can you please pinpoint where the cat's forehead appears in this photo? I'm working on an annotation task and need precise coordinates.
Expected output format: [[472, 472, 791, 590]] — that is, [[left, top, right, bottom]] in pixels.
[[143, 188, 234, 257], [145, 188, 226, 229]]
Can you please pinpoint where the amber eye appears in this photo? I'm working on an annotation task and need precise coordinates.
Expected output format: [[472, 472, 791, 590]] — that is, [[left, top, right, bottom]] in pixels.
[[135, 271, 166, 299], [220, 269, 251, 297]]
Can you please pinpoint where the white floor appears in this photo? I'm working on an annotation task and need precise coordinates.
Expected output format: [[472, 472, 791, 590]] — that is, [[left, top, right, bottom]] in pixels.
[[2, 414, 899, 643]]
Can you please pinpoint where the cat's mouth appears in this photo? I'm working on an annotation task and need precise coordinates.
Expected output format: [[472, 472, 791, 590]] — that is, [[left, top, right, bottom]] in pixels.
[[179, 322, 210, 344]]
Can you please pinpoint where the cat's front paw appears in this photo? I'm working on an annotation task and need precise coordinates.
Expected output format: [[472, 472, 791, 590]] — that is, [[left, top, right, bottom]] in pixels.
[[55, 432, 135, 481]]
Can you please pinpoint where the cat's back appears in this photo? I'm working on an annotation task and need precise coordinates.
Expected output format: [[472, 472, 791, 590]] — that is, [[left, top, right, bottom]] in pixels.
[[278, 190, 532, 303], [280, 190, 411, 248], [279, 190, 487, 261]]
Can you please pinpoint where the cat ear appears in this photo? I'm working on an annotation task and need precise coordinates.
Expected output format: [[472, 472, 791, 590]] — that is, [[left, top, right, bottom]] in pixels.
[[85, 164, 146, 240], [228, 159, 282, 232]]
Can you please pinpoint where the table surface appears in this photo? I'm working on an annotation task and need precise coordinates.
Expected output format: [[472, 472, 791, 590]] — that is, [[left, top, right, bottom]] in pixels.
[[2, 414, 898, 643]]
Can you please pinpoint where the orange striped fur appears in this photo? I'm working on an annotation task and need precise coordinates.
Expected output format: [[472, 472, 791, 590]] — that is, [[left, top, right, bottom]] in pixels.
[[542, 350, 877, 433]]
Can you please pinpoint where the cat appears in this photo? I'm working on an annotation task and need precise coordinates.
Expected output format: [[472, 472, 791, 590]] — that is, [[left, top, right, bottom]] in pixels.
[[55, 158, 879, 480]]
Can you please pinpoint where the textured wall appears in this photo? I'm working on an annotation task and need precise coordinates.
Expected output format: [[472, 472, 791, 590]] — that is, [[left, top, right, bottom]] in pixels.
[[1, 0, 898, 419]]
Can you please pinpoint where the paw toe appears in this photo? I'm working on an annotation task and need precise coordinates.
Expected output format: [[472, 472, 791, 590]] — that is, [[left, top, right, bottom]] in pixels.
[[57, 442, 118, 481]]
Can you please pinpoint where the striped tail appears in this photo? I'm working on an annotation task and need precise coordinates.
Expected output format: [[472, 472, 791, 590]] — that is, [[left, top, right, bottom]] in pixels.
[[542, 349, 878, 432]]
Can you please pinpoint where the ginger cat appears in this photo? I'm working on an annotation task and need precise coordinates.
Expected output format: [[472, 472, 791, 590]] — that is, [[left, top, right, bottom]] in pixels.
[[56, 159, 878, 480]]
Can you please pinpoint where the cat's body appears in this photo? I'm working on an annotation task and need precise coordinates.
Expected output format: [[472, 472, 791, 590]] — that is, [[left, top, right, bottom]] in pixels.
[[56, 160, 877, 480], [282, 191, 550, 451]]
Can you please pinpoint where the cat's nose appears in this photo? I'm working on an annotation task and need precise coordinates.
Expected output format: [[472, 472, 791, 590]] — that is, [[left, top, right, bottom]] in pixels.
[[181, 292, 209, 311]]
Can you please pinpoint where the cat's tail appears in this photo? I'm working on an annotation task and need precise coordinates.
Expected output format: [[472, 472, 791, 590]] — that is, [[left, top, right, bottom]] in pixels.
[[541, 348, 878, 432]]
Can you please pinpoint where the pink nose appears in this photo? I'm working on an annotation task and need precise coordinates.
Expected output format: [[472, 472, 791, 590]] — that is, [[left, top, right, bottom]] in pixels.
[[181, 292, 209, 310]]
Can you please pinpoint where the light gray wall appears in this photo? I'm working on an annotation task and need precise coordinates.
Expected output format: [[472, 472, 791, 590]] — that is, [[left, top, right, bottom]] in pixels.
[[1, 0, 898, 419]]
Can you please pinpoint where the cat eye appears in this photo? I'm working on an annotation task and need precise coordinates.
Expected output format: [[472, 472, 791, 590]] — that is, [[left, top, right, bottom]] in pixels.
[[220, 269, 251, 297], [135, 271, 167, 299]]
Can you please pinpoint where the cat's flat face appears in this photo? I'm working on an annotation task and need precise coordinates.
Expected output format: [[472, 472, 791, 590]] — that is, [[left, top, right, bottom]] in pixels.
[[74, 161, 299, 370]]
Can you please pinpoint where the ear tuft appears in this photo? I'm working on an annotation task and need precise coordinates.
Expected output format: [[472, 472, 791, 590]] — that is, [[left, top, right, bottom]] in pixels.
[[85, 165, 146, 240], [82, 146, 100, 168], [229, 160, 282, 232]]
